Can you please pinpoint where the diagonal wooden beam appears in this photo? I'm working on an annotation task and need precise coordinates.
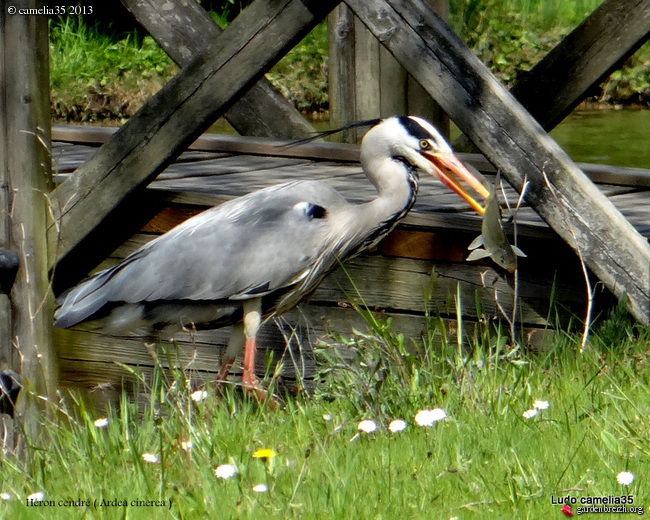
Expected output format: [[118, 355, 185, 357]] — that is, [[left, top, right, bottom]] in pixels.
[[120, 0, 316, 139], [346, 0, 650, 324], [454, 0, 650, 150], [48, 0, 338, 273]]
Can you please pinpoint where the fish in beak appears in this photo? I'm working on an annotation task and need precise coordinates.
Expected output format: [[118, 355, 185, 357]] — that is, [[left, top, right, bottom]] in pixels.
[[466, 178, 527, 272], [423, 151, 489, 215]]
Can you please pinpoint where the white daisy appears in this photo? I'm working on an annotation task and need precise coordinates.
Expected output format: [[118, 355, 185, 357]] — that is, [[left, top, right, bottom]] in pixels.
[[522, 408, 538, 419], [26, 492, 45, 502], [181, 439, 193, 451], [142, 453, 160, 464], [388, 419, 407, 433], [190, 389, 209, 402], [357, 419, 377, 434], [414, 408, 447, 427], [322, 413, 332, 421], [252, 484, 268, 493], [0, 493, 12, 501], [616, 471, 635, 486], [533, 400, 549, 410], [215, 463, 238, 480], [93, 417, 109, 428]]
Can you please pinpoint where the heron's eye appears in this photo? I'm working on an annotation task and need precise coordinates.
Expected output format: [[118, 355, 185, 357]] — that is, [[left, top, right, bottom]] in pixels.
[[419, 139, 431, 150]]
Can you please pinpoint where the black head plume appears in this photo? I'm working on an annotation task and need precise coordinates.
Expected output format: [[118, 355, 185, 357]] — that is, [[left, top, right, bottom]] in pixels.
[[285, 118, 382, 147]]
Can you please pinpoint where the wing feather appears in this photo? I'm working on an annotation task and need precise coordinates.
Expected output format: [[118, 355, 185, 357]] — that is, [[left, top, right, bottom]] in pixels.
[[55, 181, 347, 327]]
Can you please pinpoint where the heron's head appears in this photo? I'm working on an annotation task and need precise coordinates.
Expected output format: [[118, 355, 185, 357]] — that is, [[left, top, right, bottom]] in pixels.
[[361, 116, 488, 214]]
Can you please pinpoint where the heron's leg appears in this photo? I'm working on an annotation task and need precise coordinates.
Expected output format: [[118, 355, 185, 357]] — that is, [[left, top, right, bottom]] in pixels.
[[241, 298, 262, 391], [215, 323, 244, 386]]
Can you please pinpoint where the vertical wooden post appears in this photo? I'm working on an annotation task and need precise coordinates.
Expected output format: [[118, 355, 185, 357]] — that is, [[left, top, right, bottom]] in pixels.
[[328, 5, 358, 143], [407, 0, 449, 137], [354, 15, 381, 123], [329, 0, 449, 141], [0, 0, 57, 439]]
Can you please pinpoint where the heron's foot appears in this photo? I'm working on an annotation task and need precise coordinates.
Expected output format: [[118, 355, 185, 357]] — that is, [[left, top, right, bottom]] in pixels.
[[242, 370, 282, 409]]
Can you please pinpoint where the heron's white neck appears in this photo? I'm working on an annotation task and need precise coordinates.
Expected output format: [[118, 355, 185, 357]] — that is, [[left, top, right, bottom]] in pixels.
[[361, 149, 417, 216], [335, 151, 417, 252]]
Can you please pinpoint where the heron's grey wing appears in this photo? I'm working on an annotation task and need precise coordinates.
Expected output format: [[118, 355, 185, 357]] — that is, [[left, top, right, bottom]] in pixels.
[[55, 181, 346, 327]]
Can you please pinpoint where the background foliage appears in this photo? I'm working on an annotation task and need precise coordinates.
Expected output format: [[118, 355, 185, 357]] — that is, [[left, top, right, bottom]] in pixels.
[[49, 0, 650, 121]]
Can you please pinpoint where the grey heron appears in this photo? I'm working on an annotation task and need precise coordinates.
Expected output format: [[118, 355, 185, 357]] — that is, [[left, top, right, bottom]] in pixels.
[[54, 116, 488, 396]]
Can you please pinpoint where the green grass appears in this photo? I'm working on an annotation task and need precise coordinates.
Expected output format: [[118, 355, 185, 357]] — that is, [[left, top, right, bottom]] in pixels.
[[49, 17, 178, 121], [449, 0, 604, 36], [266, 22, 329, 112], [450, 0, 650, 97], [49, 0, 650, 120], [1, 307, 649, 519]]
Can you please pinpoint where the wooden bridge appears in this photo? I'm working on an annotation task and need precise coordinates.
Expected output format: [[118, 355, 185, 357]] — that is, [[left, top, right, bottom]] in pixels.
[[51, 124, 650, 395], [0, 0, 649, 418]]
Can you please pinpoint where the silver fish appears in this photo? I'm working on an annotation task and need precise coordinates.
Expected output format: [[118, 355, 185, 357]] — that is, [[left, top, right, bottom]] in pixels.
[[467, 180, 526, 272]]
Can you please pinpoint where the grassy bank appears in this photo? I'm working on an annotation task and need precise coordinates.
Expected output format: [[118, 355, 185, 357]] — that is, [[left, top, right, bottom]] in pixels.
[[49, 1, 650, 122], [1, 308, 649, 518]]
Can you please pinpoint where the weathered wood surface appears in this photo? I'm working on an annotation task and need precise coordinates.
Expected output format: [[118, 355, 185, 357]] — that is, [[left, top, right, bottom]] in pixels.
[[0, 7, 12, 374], [329, 1, 448, 143], [47, 0, 338, 280], [52, 124, 650, 187], [346, 0, 650, 325], [328, 5, 357, 143], [1, 3, 57, 387], [51, 126, 650, 237], [1, 0, 57, 444], [120, 0, 316, 139], [453, 0, 650, 151]]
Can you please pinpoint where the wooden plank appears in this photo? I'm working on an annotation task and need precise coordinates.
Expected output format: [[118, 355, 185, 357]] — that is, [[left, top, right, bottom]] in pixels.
[[53, 125, 650, 187], [379, 45, 407, 117], [329, 1, 449, 141], [453, 0, 650, 150], [406, 0, 450, 137], [52, 124, 361, 162], [606, 191, 650, 237], [328, 5, 358, 143], [354, 16, 381, 121], [453, 152, 650, 189], [48, 0, 339, 278], [0, 7, 14, 453], [51, 145, 650, 243], [0, 8, 11, 375], [347, 0, 650, 325], [307, 256, 590, 326], [0, 1, 57, 439], [50, 137, 650, 243], [55, 303, 434, 403], [120, 0, 316, 139], [156, 155, 311, 179]]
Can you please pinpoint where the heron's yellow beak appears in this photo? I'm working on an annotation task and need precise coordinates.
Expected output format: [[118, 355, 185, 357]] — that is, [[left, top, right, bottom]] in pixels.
[[423, 151, 488, 214]]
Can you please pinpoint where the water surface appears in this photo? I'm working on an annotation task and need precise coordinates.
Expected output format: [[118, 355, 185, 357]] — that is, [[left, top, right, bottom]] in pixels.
[[550, 109, 650, 169]]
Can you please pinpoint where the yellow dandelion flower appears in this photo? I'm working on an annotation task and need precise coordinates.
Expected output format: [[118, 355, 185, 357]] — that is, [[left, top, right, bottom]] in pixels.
[[252, 448, 276, 460]]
